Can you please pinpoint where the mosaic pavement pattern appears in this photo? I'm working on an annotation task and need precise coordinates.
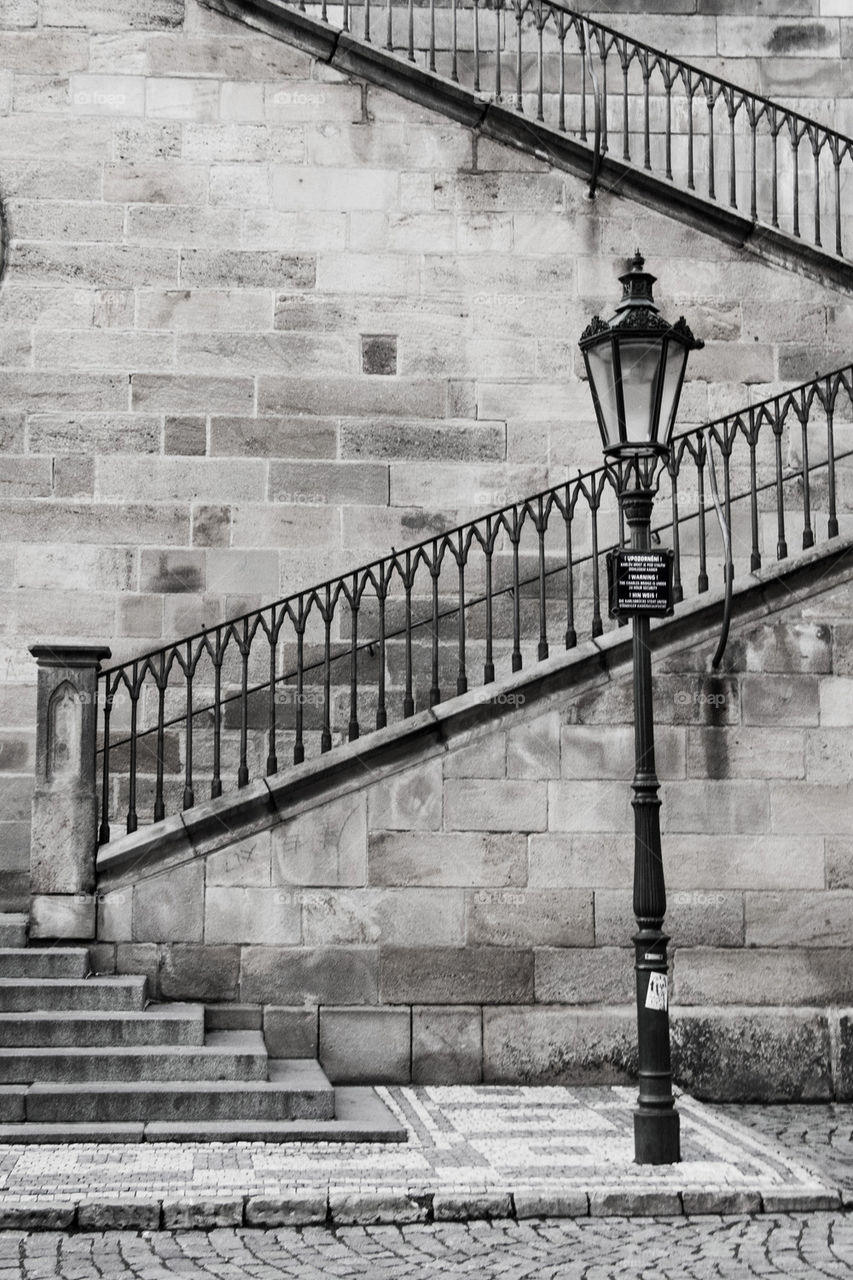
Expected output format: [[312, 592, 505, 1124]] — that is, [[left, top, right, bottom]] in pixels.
[[0, 1087, 844, 1228]]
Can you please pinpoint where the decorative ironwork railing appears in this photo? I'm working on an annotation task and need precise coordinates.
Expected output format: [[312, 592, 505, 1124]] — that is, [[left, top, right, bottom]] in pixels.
[[282, 0, 853, 262], [96, 364, 853, 841]]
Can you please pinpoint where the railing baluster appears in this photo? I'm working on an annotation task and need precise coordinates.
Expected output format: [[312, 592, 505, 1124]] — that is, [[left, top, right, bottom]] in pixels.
[[696, 446, 709, 593], [456, 531, 468, 695], [511, 517, 522, 672], [579, 24, 587, 142], [322, 586, 333, 749], [211, 634, 222, 796], [294, 615, 305, 764], [590, 500, 602, 638], [364, 0, 371, 43], [536, 21, 544, 123], [484, 523, 495, 682], [664, 71, 672, 180], [748, 433, 761, 572], [771, 111, 779, 226], [184, 642, 195, 807], [495, 1, 501, 101], [237, 624, 249, 787], [826, 404, 839, 538], [792, 132, 801, 238], [834, 153, 843, 257], [600, 52, 608, 153], [800, 406, 814, 550], [473, 0, 480, 94], [707, 89, 716, 201], [812, 134, 822, 247], [430, 545, 441, 707], [727, 94, 737, 208], [669, 466, 683, 604], [403, 552, 414, 717], [385, 0, 392, 51], [773, 421, 788, 560], [127, 668, 138, 834], [267, 611, 278, 776], [407, 0, 414, 62], [558, 27, 566, 133], [154, 661, 166, 823], [686, 75, 695, 191], [621, 49, 630, 162], [564, 496, 576, 649], [642, 59, 651, 171], [536, 499, 548, 660], [451, 0, 458, 83], [99, 687, 112, 844], [376, 575, 388, 728], [515, 2, 523, 112], [428, 0, 435, 72], [348, 575, 360, 740], [749, 109, 758, 222]]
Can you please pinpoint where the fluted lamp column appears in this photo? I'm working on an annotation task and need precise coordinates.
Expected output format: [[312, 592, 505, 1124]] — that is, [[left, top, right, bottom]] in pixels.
[[578, 252, 703, 1165]]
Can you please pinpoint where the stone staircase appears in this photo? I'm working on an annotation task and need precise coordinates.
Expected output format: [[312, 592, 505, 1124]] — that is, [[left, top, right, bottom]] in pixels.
[[0, 915, 404, 1144]]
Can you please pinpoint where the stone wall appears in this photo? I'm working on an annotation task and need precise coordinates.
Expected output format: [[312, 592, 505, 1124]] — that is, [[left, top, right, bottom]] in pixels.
[[95, 555, 853, 1099], [0, 0, 852, 908]]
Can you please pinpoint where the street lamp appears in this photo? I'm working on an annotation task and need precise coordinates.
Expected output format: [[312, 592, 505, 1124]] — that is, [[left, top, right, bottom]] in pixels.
[[579, 252, 703, 1166]]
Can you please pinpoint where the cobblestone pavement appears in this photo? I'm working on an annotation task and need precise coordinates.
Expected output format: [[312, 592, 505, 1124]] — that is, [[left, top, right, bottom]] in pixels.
[[0, 1089, 844, 1231], [0, 1103, 850, 1277]]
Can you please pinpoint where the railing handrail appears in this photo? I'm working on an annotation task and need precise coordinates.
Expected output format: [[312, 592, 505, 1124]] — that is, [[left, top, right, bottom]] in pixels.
[[534, 1, 853, 154], [100, 361, 853, 680]]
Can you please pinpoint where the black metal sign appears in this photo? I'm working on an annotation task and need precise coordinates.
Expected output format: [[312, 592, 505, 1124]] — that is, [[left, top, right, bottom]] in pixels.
[[607, 549, 674, 618]]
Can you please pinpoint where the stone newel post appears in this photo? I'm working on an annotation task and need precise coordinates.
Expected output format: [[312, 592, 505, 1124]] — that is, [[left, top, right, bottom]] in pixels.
[[28, 645, 111, 940]]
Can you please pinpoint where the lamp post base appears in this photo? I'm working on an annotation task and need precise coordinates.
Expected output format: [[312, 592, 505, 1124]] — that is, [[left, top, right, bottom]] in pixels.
[[633, 1108, 681, 1165]]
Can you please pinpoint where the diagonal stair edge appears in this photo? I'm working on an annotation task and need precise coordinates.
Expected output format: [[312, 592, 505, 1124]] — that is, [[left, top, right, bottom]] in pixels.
[[199, 0, 853, 293]]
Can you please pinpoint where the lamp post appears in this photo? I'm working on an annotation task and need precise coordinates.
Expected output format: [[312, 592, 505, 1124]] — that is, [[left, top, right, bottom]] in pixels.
[[579, 252, 703, 1165]]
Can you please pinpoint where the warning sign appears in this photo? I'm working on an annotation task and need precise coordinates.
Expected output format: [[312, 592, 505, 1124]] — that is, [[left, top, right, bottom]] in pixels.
[[607, 549, 674, 618]]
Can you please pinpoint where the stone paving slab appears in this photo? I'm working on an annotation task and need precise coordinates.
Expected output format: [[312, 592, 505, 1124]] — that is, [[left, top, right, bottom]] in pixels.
[[0, 1086, 844, 1230]]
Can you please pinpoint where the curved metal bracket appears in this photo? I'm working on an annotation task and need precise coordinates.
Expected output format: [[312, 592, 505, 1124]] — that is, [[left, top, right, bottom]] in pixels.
[[583, 18, 604, 199]]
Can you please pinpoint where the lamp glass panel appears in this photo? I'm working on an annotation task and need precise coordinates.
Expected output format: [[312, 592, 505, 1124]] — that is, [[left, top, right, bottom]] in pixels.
[[657, 339, 689, 444], [585, 341, 622, 449], [616, 337, 663, 444]]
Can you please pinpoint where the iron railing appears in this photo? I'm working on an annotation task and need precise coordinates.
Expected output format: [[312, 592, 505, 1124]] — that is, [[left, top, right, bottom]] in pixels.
[[285, 0, 853, 262], [97, 364, 853, 841]]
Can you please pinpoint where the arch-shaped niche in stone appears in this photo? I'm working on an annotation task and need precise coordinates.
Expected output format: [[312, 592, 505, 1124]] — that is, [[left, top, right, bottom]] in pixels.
[[47, 680, 83, 783]]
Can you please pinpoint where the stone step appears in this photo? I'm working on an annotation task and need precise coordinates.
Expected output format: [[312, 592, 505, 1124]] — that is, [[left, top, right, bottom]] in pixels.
[[26, 1059, 335, 1124], [0, 949, 89, 980], [0, 915, 27, 948], [0, 1031, 268, 1084], [0, 1087, 407, 1143], [0, 976, 147, 1013], [0, 1005, 205, 1048]]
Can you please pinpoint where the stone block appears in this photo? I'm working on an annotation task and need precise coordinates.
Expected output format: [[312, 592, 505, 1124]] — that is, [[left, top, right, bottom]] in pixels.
[[330, 1190, 427, 1226], [97, 888, 132, 943], [590, 1190, 682, 1217], [688, 726, 804, 780], [139, 548, 205, 594], [728, 622, 832, 674], [205, 1003, 261, 1031], [263, 1005, 317, 1058], [29, 793, 96, 895], [674, 946, 853, 1006], [240, 946, 378, 1005], [820, 677, 853, 725], [412, 1006, 482, 1084], [145, 76, 218, 120], [164, 416, 206, 457], [505, 712, 561, 780], [745, 891, 853, 947], [319, 1006, 410, 1083], [367, 760, 442, 832], [665, 833, 823, 890], [180, 249, 315, 290], [28, 414, 160, 455], [133, 861, 204, 944], [650, 675, 740, 726], [205, 886, 301, 946], [672, 1008, 833, 1102], [115, 943, 161, 996], [30, 893, 94, 940], [206, 550, 280, 597], [271, 792, 367, 887], [368, 831, 527, 887], [128, 205, 241, 247], [245, 1191, 327, 1227], [514, 1189, 589, 1218], [231, 502, 339, 548], [827, 839, 853, 889], [77, 1200, 161, 1230], [663, 781, 769, 834], [444, 779, 547, 832], [160, 944, 240, 1001], [340, 419, 505, 464], [444, 736, 506, 779], [131, 374, 253, 415], [595, 888, 744, 948], [741, 675, 820, 726], [206, 836, 272, 887], [433, 1192, 512, 1221], [162, 1199, 243, 1229], [548, 781, 633, 833], [302, 888, 464, 947], [269, 458, 387, 503], [137, 289, 272, 332], [682, 1190, 762, 1215], [562, 725, 685, 782], [534, 947, 634, 1004], [483, 1006, 637, 1083], [258, 375, 447, 419], [15, 242, 178, 289], [98, 456, 264, 501], [210, 415, 337, 460], [467, 889, 594, 947], [380, 946, 533, 1004], [528, 833, 632, 889], [771, 782, 853, 835]]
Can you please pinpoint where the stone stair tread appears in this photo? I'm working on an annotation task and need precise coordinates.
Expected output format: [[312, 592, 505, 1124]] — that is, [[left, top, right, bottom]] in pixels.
[[267, 1058, 333, 1089], [28, 1076, 329, 1097], [0, 1004, 205, 1048], [0, 950, 90, 978], [0, 976, 147, 1012], [0, 1031, 269, 1082], [0, 1088, 407, 1143]]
